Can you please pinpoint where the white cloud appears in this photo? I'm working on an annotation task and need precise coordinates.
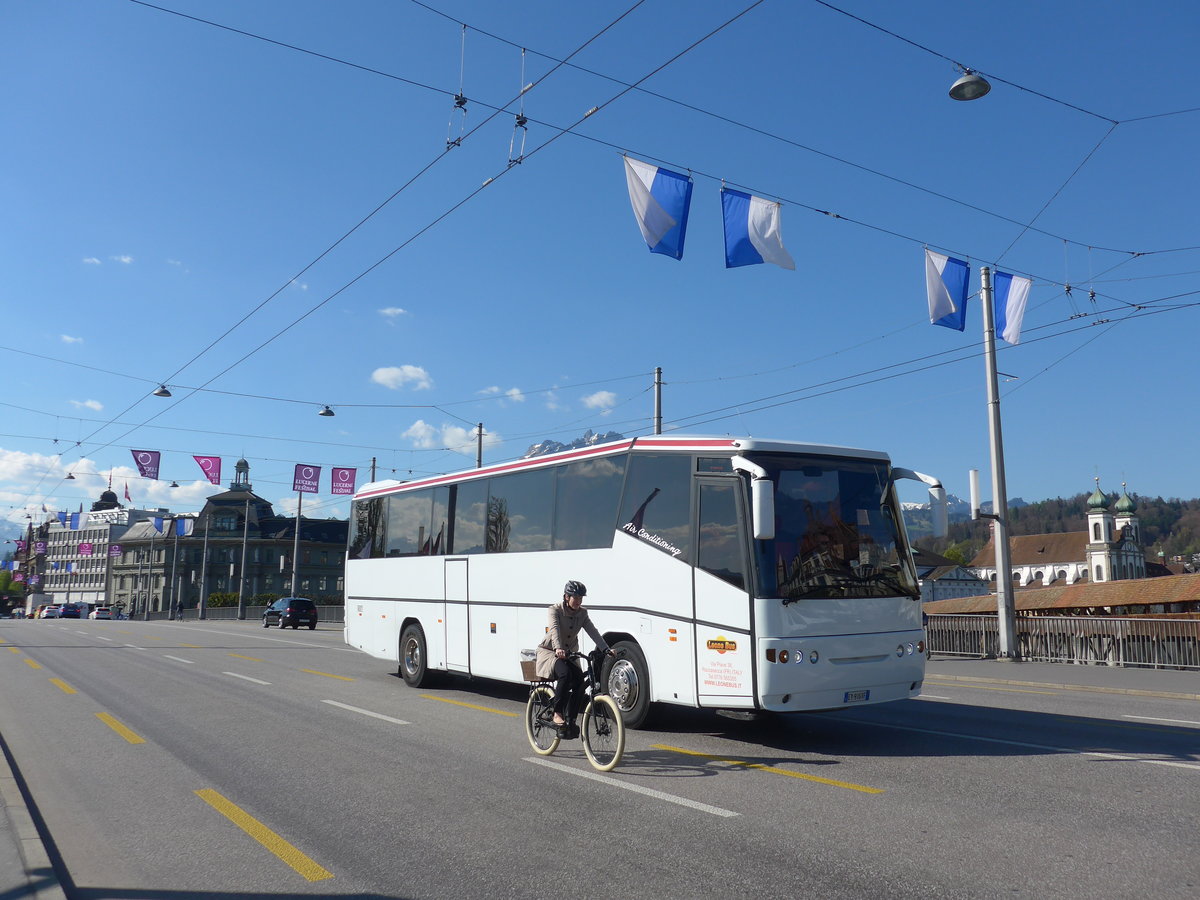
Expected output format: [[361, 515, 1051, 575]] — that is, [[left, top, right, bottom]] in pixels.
[[544, 390, 564, 412], [60, 335, 83, 344], [478, 386, 501, 396], [82, 257, 101, 265], [110, 255, 133, 264], [372, 365, 432, 391], [477, 386, 524, 405], [402, 420, 438, 448], [583, 391, 617, 410], [402, 421, 501, 458], [167, 259, 182, 266], [506, 388, 525, 403], [378, 307, 408, 321], [69, 399, 103, 411]]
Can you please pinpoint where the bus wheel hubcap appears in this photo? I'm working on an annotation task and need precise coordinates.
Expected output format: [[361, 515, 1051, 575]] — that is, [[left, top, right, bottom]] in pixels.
[[608, 658, 639, 711]]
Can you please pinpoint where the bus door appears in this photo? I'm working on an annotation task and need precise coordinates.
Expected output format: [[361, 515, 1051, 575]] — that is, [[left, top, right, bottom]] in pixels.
[[693, 476, 755, 708], [444, 558, 470, 673]]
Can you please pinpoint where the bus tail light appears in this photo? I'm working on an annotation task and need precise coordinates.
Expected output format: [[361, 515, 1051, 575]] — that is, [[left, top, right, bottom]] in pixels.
[[778, 649, 789, 664], [766, 648, 776, 663], [917, 640, 926, 655]]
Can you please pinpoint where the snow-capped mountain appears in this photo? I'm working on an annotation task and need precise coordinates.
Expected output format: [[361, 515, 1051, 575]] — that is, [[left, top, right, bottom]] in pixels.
[[522, 430, 626, 459]]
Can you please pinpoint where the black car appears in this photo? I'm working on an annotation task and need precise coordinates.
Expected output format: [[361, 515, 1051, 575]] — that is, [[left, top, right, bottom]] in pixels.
[[262, 597, 318, 630], [59, 603, 82, 619]]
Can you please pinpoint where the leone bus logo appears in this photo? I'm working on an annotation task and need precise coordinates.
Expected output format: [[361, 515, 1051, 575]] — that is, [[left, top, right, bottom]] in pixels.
[[706, 638, 737, 654]]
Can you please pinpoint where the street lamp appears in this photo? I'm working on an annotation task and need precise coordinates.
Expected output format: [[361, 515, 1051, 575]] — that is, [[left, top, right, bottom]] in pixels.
[[949, 69, 991, 101]]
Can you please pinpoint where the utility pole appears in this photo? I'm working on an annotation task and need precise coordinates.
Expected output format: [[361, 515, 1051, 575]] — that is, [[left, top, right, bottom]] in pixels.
[[476, 423, 483, 468], [979, 266, 1018, 659], [654, 367, 663, 435]]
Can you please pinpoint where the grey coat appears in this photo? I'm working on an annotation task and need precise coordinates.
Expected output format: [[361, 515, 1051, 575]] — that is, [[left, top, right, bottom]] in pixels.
[[535, 600, 609, 680]]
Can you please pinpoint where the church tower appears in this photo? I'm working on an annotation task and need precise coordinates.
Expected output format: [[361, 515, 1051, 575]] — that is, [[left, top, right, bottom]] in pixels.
[[1085, 478, 1114, 582]]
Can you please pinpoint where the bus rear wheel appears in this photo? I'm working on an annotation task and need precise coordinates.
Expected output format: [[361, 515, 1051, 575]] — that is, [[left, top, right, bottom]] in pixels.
[[399, 623, 432, 687], [604, 640, 651, 729]]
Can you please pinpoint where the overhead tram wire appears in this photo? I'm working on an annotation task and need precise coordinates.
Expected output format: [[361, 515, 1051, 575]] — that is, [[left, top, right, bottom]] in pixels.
[[83, 0, 653, 457], [133, 0, 1191, 264]]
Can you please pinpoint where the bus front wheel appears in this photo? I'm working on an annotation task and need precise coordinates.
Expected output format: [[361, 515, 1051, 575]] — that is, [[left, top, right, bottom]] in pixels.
[[604, 640, 651, 729], [399, 624, 432, 687]]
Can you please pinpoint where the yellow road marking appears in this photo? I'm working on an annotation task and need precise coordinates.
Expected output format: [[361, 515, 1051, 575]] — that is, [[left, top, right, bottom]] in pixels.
[[194, 789, 333, 882], [229, 653, 264, 662], [0, 637, 7, 643], [925, 680, 1058, 695], [96, 712, 145, 744], [421, 694, 519, 717], [23, 658, 42, 670], [179, 643, 202, 649], [301, 669, 354, 682], [6, 646, 20, 654], [50, 678, 76, 695], [654, 744, 885, 794]]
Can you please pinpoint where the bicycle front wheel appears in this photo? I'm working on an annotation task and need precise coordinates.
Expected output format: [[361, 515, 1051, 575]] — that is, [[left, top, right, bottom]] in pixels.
[[581, 694, 625, 772], [525, 685, 561, 756]]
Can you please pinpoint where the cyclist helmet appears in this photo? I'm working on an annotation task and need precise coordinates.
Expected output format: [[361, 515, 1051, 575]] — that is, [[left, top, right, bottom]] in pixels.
[[563, 580, 587, 597]]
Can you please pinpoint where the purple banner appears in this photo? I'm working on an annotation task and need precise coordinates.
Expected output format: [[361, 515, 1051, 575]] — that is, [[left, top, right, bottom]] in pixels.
[[331, 467, 357, 496], [16, 540, 25, 552], [79, 542, 94, 557], [108, 544, 122, 558], [29, 575, 39, 585], [34, 541, 46, 555], [293, 464, 321, 494], [193, 455, 221, 485], [13, 572, 23, 583], [132, 449, 161, 479]]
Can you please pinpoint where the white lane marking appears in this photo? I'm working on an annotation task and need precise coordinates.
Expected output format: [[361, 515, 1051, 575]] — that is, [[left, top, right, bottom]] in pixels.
[[917, 694, 953, 700], [322, 700, 410, 725], [525, 757, 739, 817], [1123, 714, 1200, 727], [224, 672, 272, 686], [855, 720, 1200, 771], [96, 636, 114, 642], [124, 644, 147, 650], [76, 630, 89, 635], [163, 655, 195, 665]]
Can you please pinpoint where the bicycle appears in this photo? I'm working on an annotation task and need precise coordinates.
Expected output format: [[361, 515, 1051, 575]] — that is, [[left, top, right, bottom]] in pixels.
[[523, 648, 626, 772]]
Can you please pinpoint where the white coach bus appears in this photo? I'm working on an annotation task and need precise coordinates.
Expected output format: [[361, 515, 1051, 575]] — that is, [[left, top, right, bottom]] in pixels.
[[343, 435, 946, 728]]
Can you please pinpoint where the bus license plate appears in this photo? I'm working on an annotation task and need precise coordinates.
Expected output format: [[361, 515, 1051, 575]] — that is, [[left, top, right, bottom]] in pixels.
[[843, 690, 869, 703]]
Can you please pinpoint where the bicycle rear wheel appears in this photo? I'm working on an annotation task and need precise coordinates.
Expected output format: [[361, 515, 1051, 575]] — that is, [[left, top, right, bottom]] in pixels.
[[581, 694, 625, 771], [525, 685, 561, 755]]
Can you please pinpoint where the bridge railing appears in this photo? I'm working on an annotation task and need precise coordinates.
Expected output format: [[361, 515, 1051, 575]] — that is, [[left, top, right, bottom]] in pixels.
[[927, 614, 1200, 670]]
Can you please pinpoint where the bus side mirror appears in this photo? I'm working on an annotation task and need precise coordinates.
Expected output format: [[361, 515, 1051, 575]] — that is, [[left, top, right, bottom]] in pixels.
[[752, 479, 775, 541]]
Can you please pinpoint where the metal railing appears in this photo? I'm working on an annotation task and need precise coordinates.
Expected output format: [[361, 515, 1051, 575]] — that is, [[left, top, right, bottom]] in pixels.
[[928, 614, 1200, 670], [143, 605, 346, 624]]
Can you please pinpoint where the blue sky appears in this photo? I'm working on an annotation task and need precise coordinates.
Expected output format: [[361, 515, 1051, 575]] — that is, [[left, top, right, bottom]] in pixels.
[[2, 0, 1198, 531]]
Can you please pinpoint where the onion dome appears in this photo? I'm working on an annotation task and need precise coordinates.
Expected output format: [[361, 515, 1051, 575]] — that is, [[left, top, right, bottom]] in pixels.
[[1086, 479, 1110, 510]]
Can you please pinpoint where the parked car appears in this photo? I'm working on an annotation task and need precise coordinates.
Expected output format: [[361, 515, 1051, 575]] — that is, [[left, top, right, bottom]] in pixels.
[[59, 604, 82, 619], [89, 607, 113, 620], [40, 605, 61, 619], [262, 597, 318, 630]]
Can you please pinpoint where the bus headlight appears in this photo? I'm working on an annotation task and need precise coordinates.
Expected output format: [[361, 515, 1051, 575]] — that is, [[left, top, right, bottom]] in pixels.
[[896, 645, 905, 657], [906, 642, 915, 655]]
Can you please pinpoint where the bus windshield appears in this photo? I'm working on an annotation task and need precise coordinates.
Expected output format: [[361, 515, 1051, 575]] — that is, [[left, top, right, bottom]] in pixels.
[[752, 455, 919, 602]]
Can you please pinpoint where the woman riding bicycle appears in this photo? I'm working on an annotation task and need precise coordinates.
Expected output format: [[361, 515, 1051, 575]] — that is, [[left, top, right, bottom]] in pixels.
[[535, 580, 612, 738]]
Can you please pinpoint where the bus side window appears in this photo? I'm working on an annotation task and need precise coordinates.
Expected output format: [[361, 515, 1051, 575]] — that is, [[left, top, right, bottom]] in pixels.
[[618, 454, 693, 563], [553, 456, 627, 550], [452, 479, 488, 554], [387, 491, 434, 557], [697, 482, 746, 590], [349, 497, 387, 560]]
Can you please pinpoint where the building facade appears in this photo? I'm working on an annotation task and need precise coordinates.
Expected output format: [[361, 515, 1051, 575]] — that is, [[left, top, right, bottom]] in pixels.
[[969, 480, 1147, 589], [109, 459, 347, 614]]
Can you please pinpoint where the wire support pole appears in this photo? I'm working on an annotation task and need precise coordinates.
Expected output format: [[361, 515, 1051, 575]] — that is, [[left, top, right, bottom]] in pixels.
[[980, 266, 1018, 659], [654, 367, 662, 435]]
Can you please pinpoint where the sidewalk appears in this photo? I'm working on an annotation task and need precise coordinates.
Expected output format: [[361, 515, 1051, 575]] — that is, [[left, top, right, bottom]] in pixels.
[[0, 735, 67, 900], [927, 655, 1200, 701]]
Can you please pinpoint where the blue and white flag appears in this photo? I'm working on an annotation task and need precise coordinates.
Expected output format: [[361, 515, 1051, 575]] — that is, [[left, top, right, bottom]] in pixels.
[[926, 249, 970, 331], [153, 517, 165, 534], [720, 189, 795, 270], [175, 518, 194, 537], [69, 512, 80, 530], [623, 156, 693, 260], [57, 512, 67, 527], [993, 270, 1031, 345]]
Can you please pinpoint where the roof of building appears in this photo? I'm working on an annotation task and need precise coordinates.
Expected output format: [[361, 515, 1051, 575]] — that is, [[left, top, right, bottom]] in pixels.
[[969, 532, 1090, 568], [923, 571, 1200, 614]]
